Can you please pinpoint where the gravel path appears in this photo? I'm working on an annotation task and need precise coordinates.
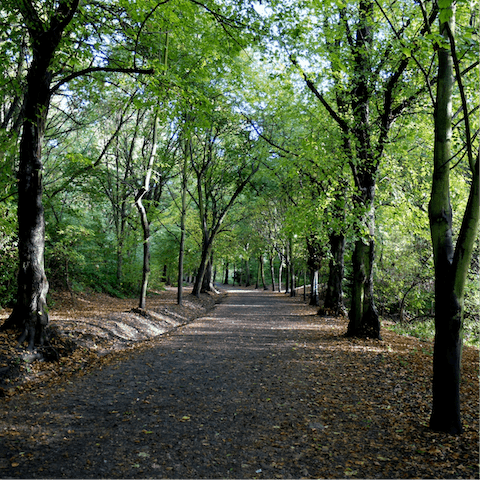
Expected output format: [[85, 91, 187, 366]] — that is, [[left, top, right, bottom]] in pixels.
[[0, 288, 478, 479]]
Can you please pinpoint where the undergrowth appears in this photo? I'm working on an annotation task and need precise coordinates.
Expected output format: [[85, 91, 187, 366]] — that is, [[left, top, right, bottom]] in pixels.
[[386, 317, 479, 348]]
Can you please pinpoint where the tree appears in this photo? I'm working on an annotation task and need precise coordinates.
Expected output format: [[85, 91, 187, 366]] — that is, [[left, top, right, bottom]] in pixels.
[[189, 105, 260, 296], [281, 0, 440, 338], [0, 0, 152, 349], [0, 0, 81, 350], [428, 0, 479, 434]]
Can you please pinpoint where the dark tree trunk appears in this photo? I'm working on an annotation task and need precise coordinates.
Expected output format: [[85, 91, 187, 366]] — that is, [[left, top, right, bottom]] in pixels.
[[1, 1, 80, 350], [201, 252, 216, 293], [201, 260, 212, 292], [323, 233, 346, 315], [306, 234, 323, 307], [427, 4, 479, 434], [224, 262, 229, 284], [429, 271, 463, 434], [289, 239, 296, 297], [192, 239, 211, 296], [244, 259, 250, 287], [347, 236, 380, 338], [346, 0, 380, 339]]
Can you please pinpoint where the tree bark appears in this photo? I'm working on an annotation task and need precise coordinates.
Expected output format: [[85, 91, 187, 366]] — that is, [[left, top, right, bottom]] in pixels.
[[324, 233, 346, 315], [269, 255, 276, 292], [278, 258, 283, 292], [346, 0, 381, 339], [177, 138, 189, 305], [192, 239, 212, 296], [310, 269, 319, 306], [135, 190, 150, 310], [260, 256, 267, 290], [223, 262, 229, 284], [1, 0, 79, 350], [135, 113, 158, 310], [428, 3, 479, 434]]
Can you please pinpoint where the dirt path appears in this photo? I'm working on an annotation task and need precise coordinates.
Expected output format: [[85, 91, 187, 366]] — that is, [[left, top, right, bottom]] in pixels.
[[0, 289, 478, 479]]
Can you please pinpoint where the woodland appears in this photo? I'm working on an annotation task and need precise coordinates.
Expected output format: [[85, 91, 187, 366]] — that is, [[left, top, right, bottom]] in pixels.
[[0, 0, 478, 440]]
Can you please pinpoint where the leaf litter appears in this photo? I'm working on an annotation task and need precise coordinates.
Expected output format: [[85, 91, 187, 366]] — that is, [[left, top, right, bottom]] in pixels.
[[0, 287, 477, 479]]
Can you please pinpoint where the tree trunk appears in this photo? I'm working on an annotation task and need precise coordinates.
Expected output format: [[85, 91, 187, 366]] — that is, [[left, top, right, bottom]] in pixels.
[[244, 259, 250, 287], [260, 256, 267, 290], [224, 262, 229, 284], [289, 264, 296, 297], [201, 252, 217, 293], [135, 191, 150, 310], [278, 260, 283, 292], [192, 241, 211, 296], [324, 233, 346, 315], [428, 3, 479, 434], [178, 135, 190, 305], [310, 269, 319, 306], [269, 255, 276, 292], [347, 235, 380, 337], [346, 0, 381, 339], [1, 1, 80, 349], [135, 113, 158, 310]]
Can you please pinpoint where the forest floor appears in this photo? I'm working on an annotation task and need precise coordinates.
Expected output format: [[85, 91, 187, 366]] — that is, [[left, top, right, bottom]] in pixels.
[[0, 287, 222, 397], [0, 286, 478, 479]]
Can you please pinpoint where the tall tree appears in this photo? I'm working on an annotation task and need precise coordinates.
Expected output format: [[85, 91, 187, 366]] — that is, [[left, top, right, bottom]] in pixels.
[[190, 107, 260, 296], [428, 0, 479, 434], [0, 0, 152, 348], [283, 0, 439, 338], [0, 0, 80, 349]]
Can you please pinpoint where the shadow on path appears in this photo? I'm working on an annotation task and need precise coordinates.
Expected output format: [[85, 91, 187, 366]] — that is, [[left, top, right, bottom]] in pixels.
[[0, 289, 477, 479]]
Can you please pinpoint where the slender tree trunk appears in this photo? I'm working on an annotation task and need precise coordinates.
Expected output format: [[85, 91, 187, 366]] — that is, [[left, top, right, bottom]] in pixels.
[[178, 134, 190, 304], [278, 260, 283, 292], [324, 233, 346, 315], [310, 269, 319, 306], [285, 261, 290, 294], [135, 113, 158, 310], [244, 259, 250, 287], [289, 238, 296, 297], [428, 4, 479, 434], [224, 262, 229, 284], [135, 196, 150, 309], [177, 181, 187, 304], [289, 263, 296, 297], [303, 270, 307, 301], [269, 255, 276, 291], [260, 256, 267, 290]]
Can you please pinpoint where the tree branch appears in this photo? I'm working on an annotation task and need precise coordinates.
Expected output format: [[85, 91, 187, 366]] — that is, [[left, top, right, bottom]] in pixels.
[[50, 66, 154, 94], [289, 56, 350, 134], [445, 22, 475, 172]]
